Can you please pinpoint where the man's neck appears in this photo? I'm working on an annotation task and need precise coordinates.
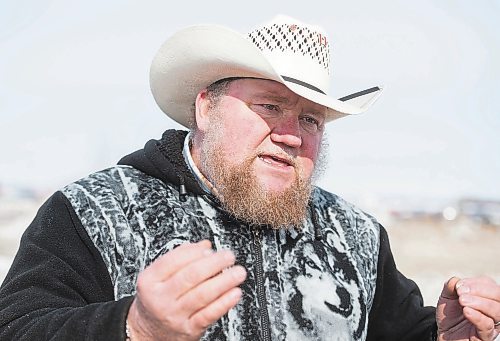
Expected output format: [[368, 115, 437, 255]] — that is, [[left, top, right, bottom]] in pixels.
[[182, 132, 218, 196]]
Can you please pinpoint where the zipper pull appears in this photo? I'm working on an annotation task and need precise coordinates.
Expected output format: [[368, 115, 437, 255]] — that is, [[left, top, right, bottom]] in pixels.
[[252, 227, 262, 246]]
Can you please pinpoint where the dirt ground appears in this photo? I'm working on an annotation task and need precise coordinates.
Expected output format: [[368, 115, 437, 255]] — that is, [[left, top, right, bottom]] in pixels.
[[386, 217, 500, 305]]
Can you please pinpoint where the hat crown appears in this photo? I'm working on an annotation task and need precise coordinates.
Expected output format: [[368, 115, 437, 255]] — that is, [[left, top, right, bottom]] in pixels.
[[246, 15, 331, 93], [149, 15, 382, 128]]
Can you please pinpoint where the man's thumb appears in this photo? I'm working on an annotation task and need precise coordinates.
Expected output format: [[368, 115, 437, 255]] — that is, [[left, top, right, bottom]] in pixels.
[[440, 276, 461, 300]]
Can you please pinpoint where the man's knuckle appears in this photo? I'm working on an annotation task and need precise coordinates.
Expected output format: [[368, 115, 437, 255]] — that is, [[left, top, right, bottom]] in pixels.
[[180, 269, 199, 287], [192, 289, 208, 307], [193, 313, 212, 330], [175, 320, 201, 340], [136, 274, 149, 291]]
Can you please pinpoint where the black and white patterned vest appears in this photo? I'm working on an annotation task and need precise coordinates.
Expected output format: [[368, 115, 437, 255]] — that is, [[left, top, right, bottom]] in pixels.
[[62, 164, 380, 340]]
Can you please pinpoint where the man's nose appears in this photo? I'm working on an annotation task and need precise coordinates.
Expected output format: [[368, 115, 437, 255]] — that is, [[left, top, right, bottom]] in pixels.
[[269, 116, 302, 148]]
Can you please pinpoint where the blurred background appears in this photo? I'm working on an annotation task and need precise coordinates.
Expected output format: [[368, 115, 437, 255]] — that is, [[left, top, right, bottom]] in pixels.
[[1, 0, 499, 305]]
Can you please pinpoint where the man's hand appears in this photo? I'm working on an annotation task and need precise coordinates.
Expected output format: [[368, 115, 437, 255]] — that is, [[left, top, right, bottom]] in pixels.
[[126, 240, 247, 340], [437, 276, 500, 341]]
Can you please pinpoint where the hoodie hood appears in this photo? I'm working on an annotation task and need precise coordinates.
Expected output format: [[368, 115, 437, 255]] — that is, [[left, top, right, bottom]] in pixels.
[[118, 129, 206, 196]]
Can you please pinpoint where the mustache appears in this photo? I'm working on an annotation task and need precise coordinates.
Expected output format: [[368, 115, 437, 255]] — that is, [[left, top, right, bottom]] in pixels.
[[255, 150, 297, 167]]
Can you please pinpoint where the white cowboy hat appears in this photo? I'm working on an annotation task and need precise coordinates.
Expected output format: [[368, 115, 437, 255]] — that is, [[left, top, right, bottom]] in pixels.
[[150, 15, 383, 127]]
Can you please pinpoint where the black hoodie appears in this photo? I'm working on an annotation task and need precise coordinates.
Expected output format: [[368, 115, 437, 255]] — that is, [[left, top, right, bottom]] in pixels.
[[0, 130, 437, 340]]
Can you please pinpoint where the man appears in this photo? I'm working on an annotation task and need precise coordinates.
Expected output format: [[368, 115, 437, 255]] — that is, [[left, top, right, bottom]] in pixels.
[[0, 15, 499, 341]]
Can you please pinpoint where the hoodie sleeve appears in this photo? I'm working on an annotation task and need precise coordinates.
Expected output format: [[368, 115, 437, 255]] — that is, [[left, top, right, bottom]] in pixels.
[[0, 191, 134, 340], [366, 225, 438, 341]]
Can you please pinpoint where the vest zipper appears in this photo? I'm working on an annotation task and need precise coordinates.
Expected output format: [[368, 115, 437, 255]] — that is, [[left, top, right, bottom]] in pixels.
[[252, 227, 272, 341]]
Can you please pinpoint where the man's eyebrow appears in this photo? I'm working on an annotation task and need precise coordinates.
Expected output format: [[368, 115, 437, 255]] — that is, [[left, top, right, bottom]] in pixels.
[[252, 92, 326, 116], [252, 92, 291, 104]]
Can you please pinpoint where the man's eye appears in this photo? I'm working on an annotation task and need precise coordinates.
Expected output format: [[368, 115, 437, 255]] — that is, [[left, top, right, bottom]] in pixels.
[[301, 116, 319, 128], [260, 104, 279, 112], [302, 116, 318, 125]]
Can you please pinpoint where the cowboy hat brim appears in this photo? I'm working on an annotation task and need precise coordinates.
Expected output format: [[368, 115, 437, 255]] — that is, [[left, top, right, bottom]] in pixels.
[[150, 25, 383, 128]]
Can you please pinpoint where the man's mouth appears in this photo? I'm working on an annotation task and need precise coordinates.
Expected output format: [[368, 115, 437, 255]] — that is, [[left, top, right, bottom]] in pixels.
[[258, 154, 294, 168]]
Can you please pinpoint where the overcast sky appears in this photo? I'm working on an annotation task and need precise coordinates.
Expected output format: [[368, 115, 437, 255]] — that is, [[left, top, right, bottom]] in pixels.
[[1, 0, 499, 204]]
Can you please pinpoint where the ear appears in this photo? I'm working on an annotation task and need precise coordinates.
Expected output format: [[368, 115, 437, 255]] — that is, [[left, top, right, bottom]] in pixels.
[[194, 89, 211, 132]]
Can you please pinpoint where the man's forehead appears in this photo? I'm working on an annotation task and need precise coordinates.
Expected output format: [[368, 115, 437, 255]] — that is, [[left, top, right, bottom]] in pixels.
[[229, 78, 295, 98], [228, 78, 327, 113]]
